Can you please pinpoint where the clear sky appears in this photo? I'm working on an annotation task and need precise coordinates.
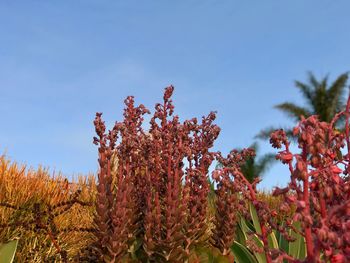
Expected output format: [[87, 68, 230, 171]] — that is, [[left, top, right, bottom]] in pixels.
[[1, 1, 349, 189]]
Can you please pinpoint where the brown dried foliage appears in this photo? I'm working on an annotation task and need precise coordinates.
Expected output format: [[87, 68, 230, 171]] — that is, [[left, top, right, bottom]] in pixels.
[[0, 155, 96, 262]]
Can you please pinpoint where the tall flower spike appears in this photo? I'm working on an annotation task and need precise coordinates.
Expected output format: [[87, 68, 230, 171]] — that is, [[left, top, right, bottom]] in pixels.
[[270, 95, 350, 262]]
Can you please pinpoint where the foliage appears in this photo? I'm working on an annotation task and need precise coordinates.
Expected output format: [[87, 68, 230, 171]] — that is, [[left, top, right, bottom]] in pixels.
[[216, 143, 276, 183], [213, 95, 350, 262], [231, 203, 305, 263], [92, 86, 227, 262], [1, 85, 350, 263], [269, 101, 350, 262], [255, 191, 295, 223], [0, 155, 96, 262], [238, 143, 276, 183], [0, 239, 18, 263], [257, 72, 349, 139]]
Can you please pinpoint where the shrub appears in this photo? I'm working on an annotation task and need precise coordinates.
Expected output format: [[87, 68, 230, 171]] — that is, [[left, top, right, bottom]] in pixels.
[[2, 86, 349, 263], [0, 155, 96, 262], [213, 97, 350, 262], [92, 86, 224, 262]]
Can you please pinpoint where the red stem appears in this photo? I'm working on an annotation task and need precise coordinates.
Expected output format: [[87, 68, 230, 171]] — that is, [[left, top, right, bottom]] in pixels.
[[301, 146, 315, 262], [345, 94, 350, 158], [285, 141, 302, 195], [319, 194, 326, 221]]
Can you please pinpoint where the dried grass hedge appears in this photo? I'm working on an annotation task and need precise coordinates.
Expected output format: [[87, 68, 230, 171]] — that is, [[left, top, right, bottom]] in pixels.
[[0, 154, 96, 262]]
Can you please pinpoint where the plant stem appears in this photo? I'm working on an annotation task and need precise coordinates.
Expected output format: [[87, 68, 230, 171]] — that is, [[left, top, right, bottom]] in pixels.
[[302, 147, 315, 262]]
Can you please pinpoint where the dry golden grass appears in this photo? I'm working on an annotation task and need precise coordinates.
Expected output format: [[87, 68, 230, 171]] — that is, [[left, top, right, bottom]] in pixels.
[[0, 154, 97, 262], [256, 190, 296, 222]]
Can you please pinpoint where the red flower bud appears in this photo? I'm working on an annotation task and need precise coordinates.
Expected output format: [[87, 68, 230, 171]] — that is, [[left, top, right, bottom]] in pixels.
[[297, 201, 306, 209], [271, 210, 278, 217], [285, 194, 296, 203], [331, 165, 342, 175], [278, 152, 293, 163], [296, 161, 305, 172], [293, 126, 299, 136], [332, 174, 341, 184], [331, 254, 345, 263]]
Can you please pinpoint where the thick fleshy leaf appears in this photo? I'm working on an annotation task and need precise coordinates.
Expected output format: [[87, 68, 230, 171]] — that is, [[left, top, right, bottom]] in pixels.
[[249, 202, 262, 235], [249, 202, 279, 251], [267, 231, 279, 250], [276, 223, 289, 253], [288, 221, 306, 259], [231, 241, 258, 263], [194, 247, 231, 263], [235, 224, 247, 245], [240, 217, 267, 263], [0, 239, 18, 263]]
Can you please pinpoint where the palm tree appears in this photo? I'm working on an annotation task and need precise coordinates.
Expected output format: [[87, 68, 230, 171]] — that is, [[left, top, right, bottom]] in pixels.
[[215, 142, 276, 183], [257, 72, 349, 139], [238, 143, 276, 183]]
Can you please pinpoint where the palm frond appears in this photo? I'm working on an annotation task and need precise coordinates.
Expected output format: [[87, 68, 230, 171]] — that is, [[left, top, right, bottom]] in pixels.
[[255, 126, 279, 140], [248, 142, 259, 151], [256, 126, 297, 143], [326, 72, 349, 116], [256, 153, 277, 176], [308, 71, 320, 89], [260, 72, 348, 145], [274, 102, 311, 121], [312, 84, 329, 121], [284, 128, 297, 141], [240, 156, 256, 183], [320, 75, 329, 92], [294, 80, 313, 105]]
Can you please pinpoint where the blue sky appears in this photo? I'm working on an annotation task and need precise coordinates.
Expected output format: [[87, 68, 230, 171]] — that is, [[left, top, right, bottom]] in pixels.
[[1, 1, 349, 189]]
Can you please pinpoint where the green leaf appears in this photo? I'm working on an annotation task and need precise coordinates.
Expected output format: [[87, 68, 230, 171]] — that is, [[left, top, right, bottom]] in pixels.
[[239, 217, 249, 240], [245, 217, 256, 232], [288, 221, 306, 259], [276, 225, 289, 253], [249, 202, 278, 250], [235, 224, 247, 246], [267, 231, 279, 250], [129, 238, 143, 259], [249, 202, 262, 235], [194, 247, 231, 263], [240, 217, 266, 263], [215, 255, 231, 263], [274, 102, 311, 121], [0, 239, 18, 263], [299, 237, 306, 259], [231, 241, 258, 263]]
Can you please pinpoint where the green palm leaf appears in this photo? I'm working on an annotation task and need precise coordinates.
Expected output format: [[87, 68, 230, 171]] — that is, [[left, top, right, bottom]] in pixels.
[[258, 72, 349, 140], [294, 80, 313, 105], [326, 72, 348, 120], [274, 103, 311, 121]]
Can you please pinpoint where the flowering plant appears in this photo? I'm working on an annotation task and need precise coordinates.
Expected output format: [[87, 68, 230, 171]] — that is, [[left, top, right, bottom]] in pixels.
[[92, 86, 350, 262], [214, 97, 350, 262]]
